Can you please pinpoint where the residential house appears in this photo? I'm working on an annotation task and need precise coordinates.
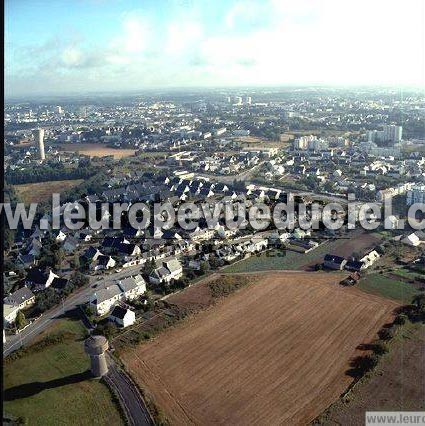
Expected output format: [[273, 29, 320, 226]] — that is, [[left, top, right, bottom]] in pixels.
[[90, 284, 123, 315], [216, 246, 239, 263], [248, 236, 268, 252], [345, 260, 365, 272], [109, 306, 135, 328], [25, 268, 59, 291], [118, 243, 141, 258], [149, 259, 183, 285], [360, 250, 380, 268], [82, 246, 103, 263], [55, 230, 68, 242], [51, 277, 70, 292], [90, 275, 146, 315], [163, 259, 183, 280], [323, 254, 347, 270], [92, 255, 116, 271], [16, 253, 37, 268], [189, 227, 216, 242], [4, 286, 35, 310], [63, 236, 79, 254], [117, 275, 146, 300], [401, 232, 422, 247], [27, 238, 42, 257], [74, 228, 95, 242]]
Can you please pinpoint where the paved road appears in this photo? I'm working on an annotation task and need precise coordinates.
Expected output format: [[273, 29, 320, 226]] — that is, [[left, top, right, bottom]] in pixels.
[[3, 284, 94, 357], [196, 161, 265, 184], [3, 265, 145, 357], [105, 354, 153, 426], [3, 268, 154, 425]]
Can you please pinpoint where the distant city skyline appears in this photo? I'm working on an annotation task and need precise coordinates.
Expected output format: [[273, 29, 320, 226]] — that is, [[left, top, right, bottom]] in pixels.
[[5, 0, 425, 98]]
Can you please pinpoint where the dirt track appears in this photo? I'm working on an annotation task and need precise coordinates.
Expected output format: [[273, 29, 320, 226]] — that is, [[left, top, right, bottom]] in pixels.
[[122, 272, 398, 425]]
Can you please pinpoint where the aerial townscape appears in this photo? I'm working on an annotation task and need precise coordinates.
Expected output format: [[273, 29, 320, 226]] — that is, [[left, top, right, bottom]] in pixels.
[[3, 0, 425, 425]]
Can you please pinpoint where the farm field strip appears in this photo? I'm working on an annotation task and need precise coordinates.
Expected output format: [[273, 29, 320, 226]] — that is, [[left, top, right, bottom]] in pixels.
[[122, 272, 398, 425], [58, 143, 136, 159], [14, 179, 84, 203]]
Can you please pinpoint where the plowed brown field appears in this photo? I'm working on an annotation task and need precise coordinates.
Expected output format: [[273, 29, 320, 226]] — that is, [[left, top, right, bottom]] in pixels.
[[121, 272, 398, 425]]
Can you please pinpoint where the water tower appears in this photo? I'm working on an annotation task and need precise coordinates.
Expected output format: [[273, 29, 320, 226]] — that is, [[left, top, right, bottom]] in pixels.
[[84, 335, 109, 377]]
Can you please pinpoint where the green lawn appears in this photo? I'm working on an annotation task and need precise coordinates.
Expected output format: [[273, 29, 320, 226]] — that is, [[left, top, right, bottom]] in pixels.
[[390, 268, 424, 280], [138, 151, 168, 159], [222, 249, 302, 272], [222, 240, 348, 273], [358, 274, 419, 304], [4, 318, 124, 426]]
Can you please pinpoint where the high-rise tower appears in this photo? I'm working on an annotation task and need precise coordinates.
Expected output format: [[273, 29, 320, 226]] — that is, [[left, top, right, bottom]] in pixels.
[[32, 128, 45, 160]]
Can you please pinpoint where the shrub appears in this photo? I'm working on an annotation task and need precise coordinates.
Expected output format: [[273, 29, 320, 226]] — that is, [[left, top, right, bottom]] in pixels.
[[208, 276, 248, 298], [94, 322, 118, 340], [373, 341, 389, 355], [394, 313, 407, 325], [349, 354, 379, 377], [378, 327, 395, 341]]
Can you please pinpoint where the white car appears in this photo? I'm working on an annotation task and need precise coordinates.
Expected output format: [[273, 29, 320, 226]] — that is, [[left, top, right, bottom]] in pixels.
[[115, 268, 122, 273]]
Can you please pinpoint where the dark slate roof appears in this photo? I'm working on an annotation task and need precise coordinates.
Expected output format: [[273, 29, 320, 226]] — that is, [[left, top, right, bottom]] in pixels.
[[345, 260, 364, 271], [110, 305, 128, 320], [17, 254, 36, 265], [51, 277, 69, 290], [103, 187, 127, 200], [199, 187, 214, 197], [63, 236, 79, 249], [97, 255, 112, 266], [4, 286, 35, 305], [118, 243, 138, 255], [324, 254, 346, 264], [25, 268, 48, 284], [102, 236, 121, 248], [82, 246, 98, 259], [123, 227, 140, 237]]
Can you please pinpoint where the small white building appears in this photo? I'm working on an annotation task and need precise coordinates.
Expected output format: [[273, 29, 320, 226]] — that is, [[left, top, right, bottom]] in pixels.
[[402, 232, 422, 247], [360, 250, 380, 268], [109, 306, 135, 328]]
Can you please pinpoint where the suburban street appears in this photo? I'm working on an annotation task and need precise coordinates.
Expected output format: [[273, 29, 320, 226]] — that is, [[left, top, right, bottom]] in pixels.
[[196, 160, 265, 183], [4, 266, 155, 425], [3, 264, 145, 357]]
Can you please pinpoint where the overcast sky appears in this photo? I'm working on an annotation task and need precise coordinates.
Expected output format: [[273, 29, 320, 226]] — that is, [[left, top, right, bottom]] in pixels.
[[5, 0, 425, 98]]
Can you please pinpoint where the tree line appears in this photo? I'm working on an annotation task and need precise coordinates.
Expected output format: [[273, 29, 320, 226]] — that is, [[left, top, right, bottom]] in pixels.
[[5, 162, 100, 185]]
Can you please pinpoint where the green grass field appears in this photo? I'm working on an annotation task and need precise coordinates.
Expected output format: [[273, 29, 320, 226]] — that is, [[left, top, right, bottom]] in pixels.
[[222, 240, 349, 273], [358, 274, 419, 304], [138, 151, 168, 159], [222, 249, 302, 272], [390, 268, 424, 280], [4, 318, 124, 426]]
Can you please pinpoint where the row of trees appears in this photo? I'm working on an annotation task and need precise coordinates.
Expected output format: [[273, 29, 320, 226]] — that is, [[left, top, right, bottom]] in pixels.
[[348, 295, 425, 379], [6, 161, 99, 185]]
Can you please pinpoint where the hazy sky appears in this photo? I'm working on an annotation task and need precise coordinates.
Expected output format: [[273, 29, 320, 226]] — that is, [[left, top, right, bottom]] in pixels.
[[5, 0, 425, 97]]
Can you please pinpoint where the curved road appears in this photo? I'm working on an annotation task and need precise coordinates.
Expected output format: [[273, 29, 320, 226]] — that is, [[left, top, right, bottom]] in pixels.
[[105, 354, 153, 426], [3, 265, 145, 357]]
